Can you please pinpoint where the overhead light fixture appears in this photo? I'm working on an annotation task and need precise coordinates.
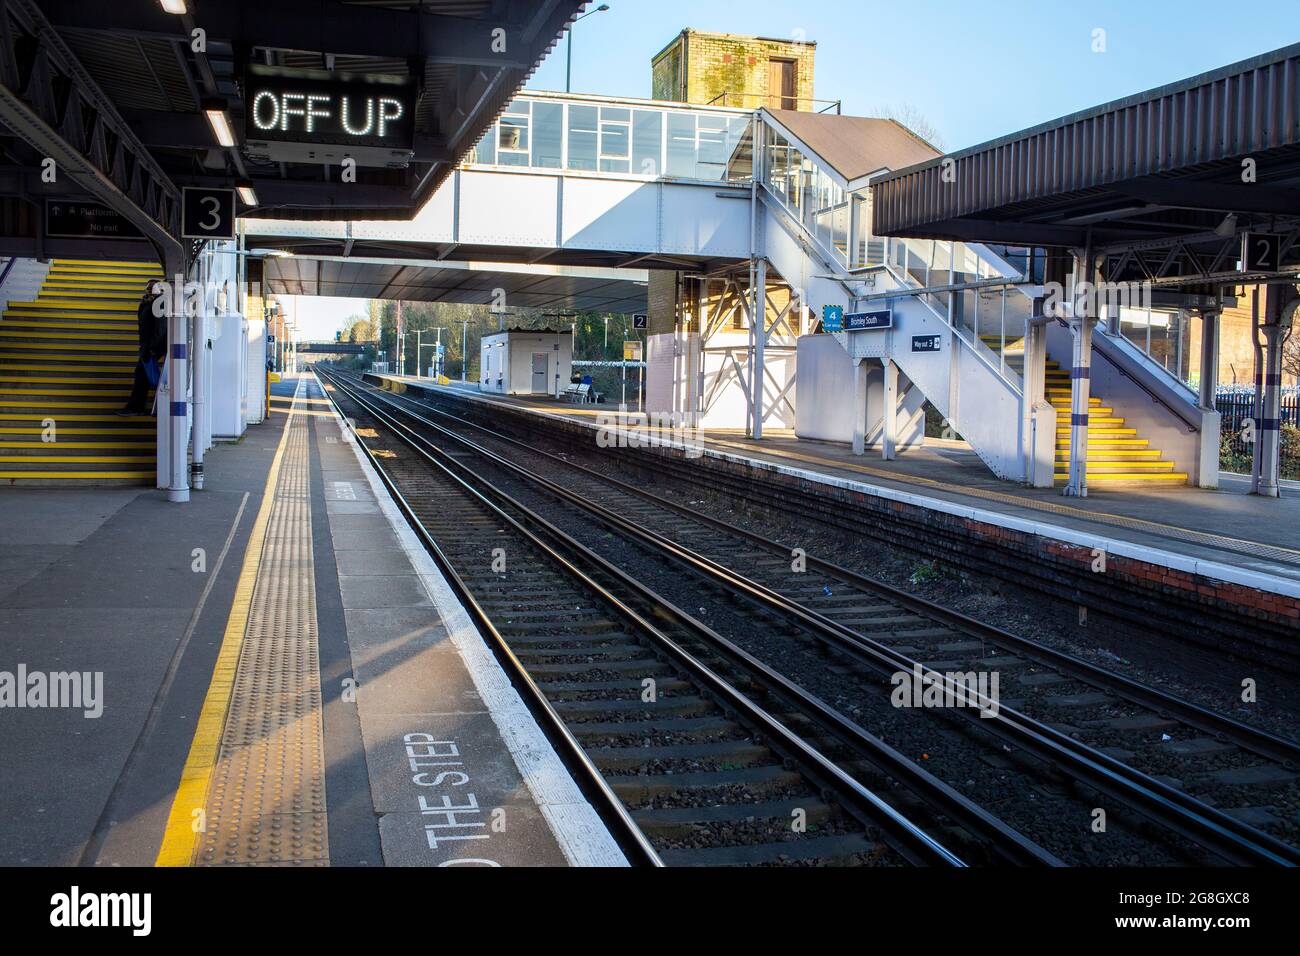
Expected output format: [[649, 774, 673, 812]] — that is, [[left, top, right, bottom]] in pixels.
[[159, 0, 188, 13], [1214, 212, 1238, 238], [235, 179, 258, 206], [202, 97, 236, 148]]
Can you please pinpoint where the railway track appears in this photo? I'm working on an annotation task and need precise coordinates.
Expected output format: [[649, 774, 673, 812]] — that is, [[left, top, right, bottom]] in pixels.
[[317, 368, 1063, 867], [323, 369, 1300, 867]]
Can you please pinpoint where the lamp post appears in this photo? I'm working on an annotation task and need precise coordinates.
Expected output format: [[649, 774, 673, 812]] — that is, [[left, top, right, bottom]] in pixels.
[[461, 319, 469, 382], [565, 4, 610, 93]]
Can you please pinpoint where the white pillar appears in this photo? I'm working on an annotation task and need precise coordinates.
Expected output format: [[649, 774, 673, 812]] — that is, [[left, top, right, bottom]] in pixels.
[[1023, 320, 1055, 487], [882, 357, 898, 460], [191, 308, 207, 490], [1256, 322, 1284, 497], [851, 357, 868, 455], [1195, 307, 1221, 489], [164, 255, 190, 503], [1063, 315, 1093, 497], [751, 258, 767, 439]]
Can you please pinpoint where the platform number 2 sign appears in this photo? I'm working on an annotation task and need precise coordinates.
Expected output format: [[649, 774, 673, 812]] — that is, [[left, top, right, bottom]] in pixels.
[[182, 187, 236, 240], [1241, 233, 1281, 273]]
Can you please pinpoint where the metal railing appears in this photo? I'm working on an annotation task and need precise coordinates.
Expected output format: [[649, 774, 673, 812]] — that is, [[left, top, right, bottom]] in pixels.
[[705, 91, 842, 114]]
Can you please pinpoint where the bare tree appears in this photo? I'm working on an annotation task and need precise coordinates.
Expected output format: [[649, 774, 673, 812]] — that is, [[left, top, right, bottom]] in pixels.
[[1283, 328, 1300, 381], [874, 102, 944, 151]]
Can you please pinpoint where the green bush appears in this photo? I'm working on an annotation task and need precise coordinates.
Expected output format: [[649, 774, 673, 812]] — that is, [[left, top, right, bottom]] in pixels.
[[1219, 423, 1300, 479]]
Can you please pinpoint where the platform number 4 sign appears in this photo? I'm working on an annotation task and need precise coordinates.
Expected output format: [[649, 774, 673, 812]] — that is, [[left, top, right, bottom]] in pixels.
[[632, 313, 647, 330], [1241, 233, 1281, 273], [182, 187, 236, 240]]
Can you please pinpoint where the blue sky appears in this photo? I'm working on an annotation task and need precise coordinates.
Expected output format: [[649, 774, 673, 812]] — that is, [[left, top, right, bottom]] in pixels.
[[529, 0, 1297, 150]]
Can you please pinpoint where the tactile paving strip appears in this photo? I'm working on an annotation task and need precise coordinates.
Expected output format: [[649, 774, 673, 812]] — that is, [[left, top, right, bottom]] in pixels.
[[197, 392, 329, 866]]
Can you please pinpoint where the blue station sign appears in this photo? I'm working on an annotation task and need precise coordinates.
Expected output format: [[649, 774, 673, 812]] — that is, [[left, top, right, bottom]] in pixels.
[[844, 308, 892, 331], [821, 304, 844, 333]]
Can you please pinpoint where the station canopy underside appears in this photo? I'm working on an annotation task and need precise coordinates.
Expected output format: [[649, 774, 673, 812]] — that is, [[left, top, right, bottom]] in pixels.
[[871, 42, 1300, 286], [263, 254, 649, 313], [0, 0, 585, 261]]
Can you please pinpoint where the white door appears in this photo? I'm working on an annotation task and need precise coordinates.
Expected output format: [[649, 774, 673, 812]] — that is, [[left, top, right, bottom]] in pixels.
[[531, 352, 548, 392]]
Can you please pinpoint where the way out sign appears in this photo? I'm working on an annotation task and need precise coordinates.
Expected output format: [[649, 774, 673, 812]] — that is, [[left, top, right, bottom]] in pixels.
[[182, 187, 236, 240]]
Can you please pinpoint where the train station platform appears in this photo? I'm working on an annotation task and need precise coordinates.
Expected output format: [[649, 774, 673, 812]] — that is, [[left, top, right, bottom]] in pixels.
[[0, 374, 623, 867], [370, 374, 1300, 604]]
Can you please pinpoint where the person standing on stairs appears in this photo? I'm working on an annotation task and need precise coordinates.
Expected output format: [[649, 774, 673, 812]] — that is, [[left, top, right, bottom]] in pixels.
[[117, 280, 166, 416]]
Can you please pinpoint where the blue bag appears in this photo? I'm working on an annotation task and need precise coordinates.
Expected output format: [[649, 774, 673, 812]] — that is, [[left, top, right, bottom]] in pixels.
[[142, 357, 161, 388]]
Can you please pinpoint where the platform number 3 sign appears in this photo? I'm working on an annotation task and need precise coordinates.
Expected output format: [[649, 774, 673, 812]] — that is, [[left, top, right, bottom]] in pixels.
[[182, 187, 236, 240]]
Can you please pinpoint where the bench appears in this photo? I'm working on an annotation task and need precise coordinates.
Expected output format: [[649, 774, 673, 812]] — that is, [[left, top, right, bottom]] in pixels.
[[563, 382, 604, 404]]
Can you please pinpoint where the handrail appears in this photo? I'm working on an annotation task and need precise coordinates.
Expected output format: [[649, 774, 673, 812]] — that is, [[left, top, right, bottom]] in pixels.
[[0, 256, 16, 295], [706, 91, 842, 114], [877, 261, 1024, 397]]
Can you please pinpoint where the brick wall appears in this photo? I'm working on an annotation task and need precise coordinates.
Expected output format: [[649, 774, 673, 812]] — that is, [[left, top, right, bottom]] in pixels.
[[651, 29, 815, 109]]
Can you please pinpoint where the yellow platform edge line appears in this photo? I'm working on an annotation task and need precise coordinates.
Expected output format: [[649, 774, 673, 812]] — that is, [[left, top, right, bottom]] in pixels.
[[154, 388, 297, 868]]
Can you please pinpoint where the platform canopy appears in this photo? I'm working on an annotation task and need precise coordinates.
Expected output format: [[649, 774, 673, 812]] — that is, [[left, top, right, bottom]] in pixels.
[[0, 0, 585, 262], [871, 42, 1300, 287]]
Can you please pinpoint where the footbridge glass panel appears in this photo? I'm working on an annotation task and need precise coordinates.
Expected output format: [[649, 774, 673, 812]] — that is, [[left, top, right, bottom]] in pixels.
[[471, 93, 750, 183]]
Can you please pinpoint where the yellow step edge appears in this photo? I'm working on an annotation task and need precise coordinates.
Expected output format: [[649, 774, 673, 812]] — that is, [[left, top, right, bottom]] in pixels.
[[0, 456, 154, 463], [0, 367, 135, 377], [0, 400, 124, 408], [1057, 462, 1178, 471], [1056, 451, 1162, 459], [1053, 473, 1189, 482], [0, 427, 153, 435], [0, 321, 140, 333], [0, 471, 154, 479], [0, 441, 154, 449], [6, 301, 139, 312], [0, 413, 152, 422], [0, 388, 131, 396], [36, 287, 140, 295], [1056, 429, 1138, 437], [0, 330, 137, 342], [0, 345, 137, 356], [50, 260, 161, 270], [0, 350, 138, 358]]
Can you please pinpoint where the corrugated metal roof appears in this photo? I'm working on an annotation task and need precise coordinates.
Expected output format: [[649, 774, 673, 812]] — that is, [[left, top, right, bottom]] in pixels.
[[766, 109, 939, 185], [872, 42, 1300, 248]]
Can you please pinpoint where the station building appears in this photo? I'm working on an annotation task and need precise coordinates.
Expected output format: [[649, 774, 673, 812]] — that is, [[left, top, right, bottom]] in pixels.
[[480, 328, 573, 396]]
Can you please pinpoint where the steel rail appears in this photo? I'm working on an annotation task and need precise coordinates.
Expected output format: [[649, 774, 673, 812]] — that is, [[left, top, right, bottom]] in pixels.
[[338, 371, 1300, 867], [318, 369, 968, 867]]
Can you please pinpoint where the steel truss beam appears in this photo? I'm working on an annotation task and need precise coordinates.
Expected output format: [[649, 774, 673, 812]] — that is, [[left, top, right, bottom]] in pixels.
[[1101, 221, 1300, 288], [0, 0, 181, 253]]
